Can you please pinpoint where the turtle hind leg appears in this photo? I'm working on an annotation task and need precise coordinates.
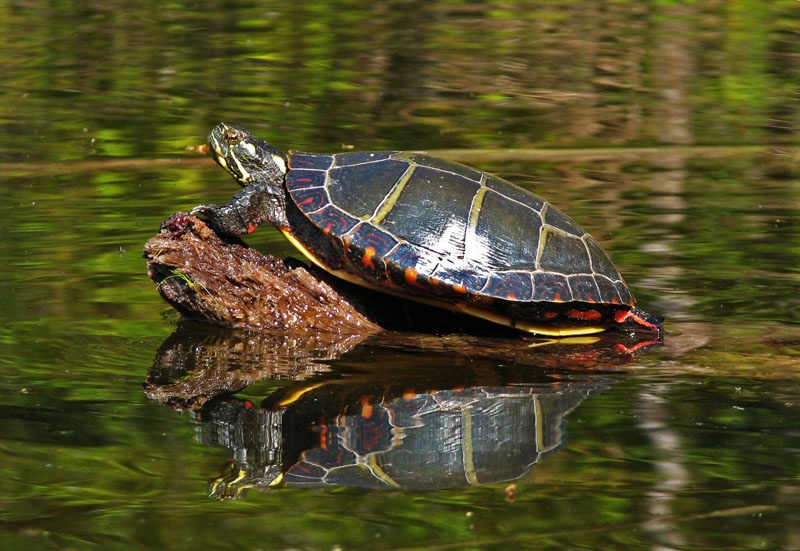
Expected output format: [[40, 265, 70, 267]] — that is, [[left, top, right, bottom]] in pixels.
[[616, 307, 664, 334]]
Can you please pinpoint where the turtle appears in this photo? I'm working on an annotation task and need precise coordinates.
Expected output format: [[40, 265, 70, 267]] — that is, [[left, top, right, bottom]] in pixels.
[[192, 122, 663, 336]]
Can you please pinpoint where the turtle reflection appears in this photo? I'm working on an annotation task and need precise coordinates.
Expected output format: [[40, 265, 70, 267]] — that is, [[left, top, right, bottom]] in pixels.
[[199, 371, 606, 499]]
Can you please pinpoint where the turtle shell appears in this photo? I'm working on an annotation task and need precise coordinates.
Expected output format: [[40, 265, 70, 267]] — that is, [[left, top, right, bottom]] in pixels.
[[283, 150, 635, 334]]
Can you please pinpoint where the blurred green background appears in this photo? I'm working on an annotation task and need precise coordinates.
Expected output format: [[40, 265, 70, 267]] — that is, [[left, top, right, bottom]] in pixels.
[[1, 1, 799, 550]]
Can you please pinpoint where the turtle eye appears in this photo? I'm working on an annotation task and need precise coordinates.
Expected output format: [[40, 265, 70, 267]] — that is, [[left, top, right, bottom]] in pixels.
[[223, 128, 243, 145]]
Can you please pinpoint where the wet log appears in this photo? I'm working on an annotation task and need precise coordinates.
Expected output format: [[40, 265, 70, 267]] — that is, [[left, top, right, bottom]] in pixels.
[[144, 213, 384, 335]]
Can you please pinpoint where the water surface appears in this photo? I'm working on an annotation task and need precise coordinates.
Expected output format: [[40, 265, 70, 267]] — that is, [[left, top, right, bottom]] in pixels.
[[1, 1, 799, 550]]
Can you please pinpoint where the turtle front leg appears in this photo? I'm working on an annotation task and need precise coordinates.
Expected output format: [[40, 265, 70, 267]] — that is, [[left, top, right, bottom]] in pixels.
[[192, 184, 289, 236]]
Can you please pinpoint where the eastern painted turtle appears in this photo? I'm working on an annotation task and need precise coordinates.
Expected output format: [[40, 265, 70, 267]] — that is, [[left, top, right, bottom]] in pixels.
[[193, 123, 663, 336]]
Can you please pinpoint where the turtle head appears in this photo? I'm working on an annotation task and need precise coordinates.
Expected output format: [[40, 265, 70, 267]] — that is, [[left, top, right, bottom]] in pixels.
[[208, 123, 287, 188]]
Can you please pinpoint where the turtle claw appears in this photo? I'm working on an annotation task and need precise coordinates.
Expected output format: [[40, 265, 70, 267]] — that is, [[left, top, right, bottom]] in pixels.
[[190, 203, 216, 217]]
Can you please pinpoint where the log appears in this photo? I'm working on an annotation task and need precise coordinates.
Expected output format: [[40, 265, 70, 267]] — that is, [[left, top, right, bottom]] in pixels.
[[144, 213, 384, 334]]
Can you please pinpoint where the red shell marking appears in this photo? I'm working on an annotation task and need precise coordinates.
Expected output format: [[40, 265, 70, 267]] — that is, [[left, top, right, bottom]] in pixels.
[[362, 247, 377, 271]]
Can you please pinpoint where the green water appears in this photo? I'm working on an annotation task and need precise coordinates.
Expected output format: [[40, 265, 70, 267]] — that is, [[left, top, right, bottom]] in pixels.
[[2, 1, 800, 549]]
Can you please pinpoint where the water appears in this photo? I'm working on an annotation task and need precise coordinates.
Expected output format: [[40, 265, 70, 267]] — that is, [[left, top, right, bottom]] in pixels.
[[2, 1, 800, 549]]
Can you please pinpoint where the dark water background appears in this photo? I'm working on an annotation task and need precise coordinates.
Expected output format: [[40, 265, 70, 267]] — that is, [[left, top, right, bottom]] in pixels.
[[2, 1, 799, 549]]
